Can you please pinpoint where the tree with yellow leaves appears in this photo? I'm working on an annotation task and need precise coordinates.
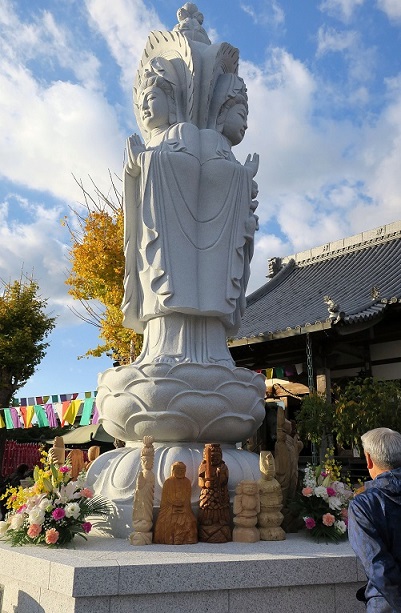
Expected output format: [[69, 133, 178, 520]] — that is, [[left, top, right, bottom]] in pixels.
[[65, 176, 142, 364]]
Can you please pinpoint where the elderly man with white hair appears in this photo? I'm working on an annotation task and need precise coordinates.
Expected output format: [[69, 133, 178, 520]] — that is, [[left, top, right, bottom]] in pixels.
[[348, 427, 401, 612]]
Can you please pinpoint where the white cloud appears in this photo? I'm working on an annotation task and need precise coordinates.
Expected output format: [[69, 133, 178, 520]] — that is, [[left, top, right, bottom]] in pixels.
[[0, 194, 74, 321], [232, 48, 401, 290], [0, 1, 102, 90], [241, 0, 285, 28], [84, 0, 164, 92], [317, 27, 357, 55], [377, 0, 401, 23], [0, 66, 124, 203], [316, 26, 376, 83], [0, 3, 125, 205], [319, 0, 365, 22]]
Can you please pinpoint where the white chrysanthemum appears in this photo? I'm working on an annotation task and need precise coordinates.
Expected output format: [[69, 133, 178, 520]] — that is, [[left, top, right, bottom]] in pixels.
[[328, 496, 342, 510], [314, 486, 328, 499], [0, 520, 9, 536], [28, 507, 46, 526], [64, 502, 80, 519], [10, 513, 25, 530], [335, 520, 347, 534]]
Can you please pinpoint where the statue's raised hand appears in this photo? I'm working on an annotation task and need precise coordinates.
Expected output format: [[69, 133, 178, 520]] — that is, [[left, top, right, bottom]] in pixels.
[[244, 153, 259, 178], [126, 133, 145, 176]]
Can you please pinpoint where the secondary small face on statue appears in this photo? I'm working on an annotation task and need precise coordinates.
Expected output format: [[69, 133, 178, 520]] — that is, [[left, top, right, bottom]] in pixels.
[[222, 103, 248, 146], [141, 86, 170, 133]]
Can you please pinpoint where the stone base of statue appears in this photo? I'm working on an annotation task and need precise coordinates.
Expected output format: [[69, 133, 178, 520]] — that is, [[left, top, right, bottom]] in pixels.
[[86, 442, 262, 538], [96, 361, 265, 444]]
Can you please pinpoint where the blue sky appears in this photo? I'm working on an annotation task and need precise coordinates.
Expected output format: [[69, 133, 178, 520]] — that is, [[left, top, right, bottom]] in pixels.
[[1, 0, 401, 400]]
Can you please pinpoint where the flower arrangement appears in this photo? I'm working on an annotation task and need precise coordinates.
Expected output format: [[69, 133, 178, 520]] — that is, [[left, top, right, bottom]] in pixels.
[[292, 451, 354, 542], [0, 452, 110, 547]]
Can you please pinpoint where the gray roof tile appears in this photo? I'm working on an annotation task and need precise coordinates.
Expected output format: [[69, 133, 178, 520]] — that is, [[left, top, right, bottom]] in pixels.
[[236, 228, 401, 340]]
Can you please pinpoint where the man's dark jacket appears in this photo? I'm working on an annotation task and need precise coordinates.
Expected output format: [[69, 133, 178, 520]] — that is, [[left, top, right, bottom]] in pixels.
[[348, 466, 401, 612]]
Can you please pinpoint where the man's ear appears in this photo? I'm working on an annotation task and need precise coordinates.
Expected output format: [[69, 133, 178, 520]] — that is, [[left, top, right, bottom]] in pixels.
[[365, 452, 374, 470]]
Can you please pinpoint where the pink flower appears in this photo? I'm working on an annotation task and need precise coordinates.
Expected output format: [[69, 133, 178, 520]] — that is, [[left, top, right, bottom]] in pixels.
[[17, 505, 27, 513], [340, 508, 348, 519], [322, 513, 336, 526], [45, 528, 59, 545], [52, 507, 66, 521], [326, 487, 336, 497], [304, 517, 316, 530], [27, 524, 42, 538], [321, 471, 328, 477], [79, 488, 93, 499], [82, 522, 92, 534], [302, 487, 313, 497], [59, 465, 70, 474]]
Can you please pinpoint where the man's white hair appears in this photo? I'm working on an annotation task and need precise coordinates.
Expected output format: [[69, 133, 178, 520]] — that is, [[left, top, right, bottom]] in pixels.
[[361, 427, 401, 470]]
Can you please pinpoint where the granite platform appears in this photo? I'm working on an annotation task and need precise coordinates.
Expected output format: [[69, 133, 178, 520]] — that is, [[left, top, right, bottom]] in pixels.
[[0, 533, 366, 613]]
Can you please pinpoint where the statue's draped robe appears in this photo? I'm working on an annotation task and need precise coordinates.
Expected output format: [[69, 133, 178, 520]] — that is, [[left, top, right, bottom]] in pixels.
[[153, 476, 197, 544], [122, 122, 255, 338]]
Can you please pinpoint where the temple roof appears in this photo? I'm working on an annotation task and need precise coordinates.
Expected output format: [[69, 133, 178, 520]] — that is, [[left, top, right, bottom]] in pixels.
[[232, 220, 401, 345]]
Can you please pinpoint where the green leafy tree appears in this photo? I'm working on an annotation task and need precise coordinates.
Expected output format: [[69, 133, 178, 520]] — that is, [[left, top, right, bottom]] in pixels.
[[333, 377, 401, 451], [0, 278, 56, 408], [65, 176, 142, 364], [296, 392, 334, 445]]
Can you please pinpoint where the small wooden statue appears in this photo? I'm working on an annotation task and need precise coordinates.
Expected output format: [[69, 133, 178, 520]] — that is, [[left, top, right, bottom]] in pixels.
[[258, 450, 286, 541], [66, 449, 85, 480], [153, 461, 198, 545], [85, 445, 100, 470], [48, 436, 65, 468], [233, 480, 260, 542], [130, 436, 155, 546], [198, 443, 231, 543]]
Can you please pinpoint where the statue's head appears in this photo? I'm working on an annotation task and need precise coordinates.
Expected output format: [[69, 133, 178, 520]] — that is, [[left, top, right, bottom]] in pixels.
[[135, 56, 188, 140], [53, 436, 64, 448], [205, 443, 222, 465], [171, 461, 186, 478], [174, 2, 211, 44], [241, 480, 258, 495], [208, 73, 248, 145], [260, 450, 275, 478], [87, 445, 100, 461]]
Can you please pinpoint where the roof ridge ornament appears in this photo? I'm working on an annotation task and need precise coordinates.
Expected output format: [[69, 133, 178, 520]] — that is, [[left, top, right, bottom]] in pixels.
[[323, 295, 344, 324]]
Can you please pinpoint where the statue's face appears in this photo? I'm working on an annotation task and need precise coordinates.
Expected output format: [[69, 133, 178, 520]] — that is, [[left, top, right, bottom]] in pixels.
[[141, 86, 169, 132], [260, 451, 271, 472], [243, 482, 257, 495], [210, 448, 222, 465], [172, 463, 186, 478], [222, 103, 247, 146]]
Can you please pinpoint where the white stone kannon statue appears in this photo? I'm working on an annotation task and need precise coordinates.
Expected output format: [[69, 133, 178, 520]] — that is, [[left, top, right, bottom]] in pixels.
[[86, 2, 265, 537]]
